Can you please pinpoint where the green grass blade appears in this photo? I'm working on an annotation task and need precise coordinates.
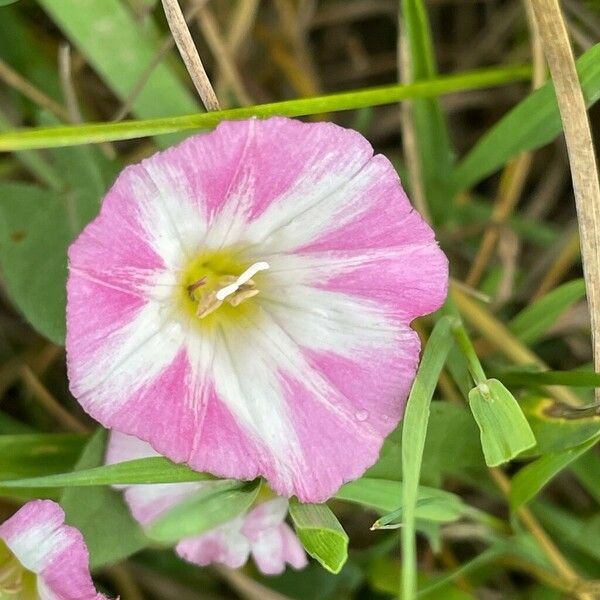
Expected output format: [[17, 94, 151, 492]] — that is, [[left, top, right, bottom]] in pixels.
[[0, 66, 531, 151], [509, 279, 586, 344], [288, 500, 349, 575], [401, 316, 455, 600], [38, 0, 198, 147], [401, 0, 454, 225], [510, 433, 600, 510], [495, 369, 600, 388], [571, 452, 600, 503], [0, 456, 214, 487], [451, 43, 600, 191]]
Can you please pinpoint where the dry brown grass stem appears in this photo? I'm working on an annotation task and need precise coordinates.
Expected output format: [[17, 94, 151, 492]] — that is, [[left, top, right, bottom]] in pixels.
[[213, 565, 294, 600], [465, 2, 546, 288], [489, 468, 594, 600], [0, 58, 70, 122], [194, 2, 252, 106], [19, 365, 89, 433], [161, 0, 220, 111], [530, 0, 600, 401]]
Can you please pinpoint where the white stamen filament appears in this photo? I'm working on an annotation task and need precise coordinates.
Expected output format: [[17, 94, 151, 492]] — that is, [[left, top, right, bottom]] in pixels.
[[215, 261, 270, 301]]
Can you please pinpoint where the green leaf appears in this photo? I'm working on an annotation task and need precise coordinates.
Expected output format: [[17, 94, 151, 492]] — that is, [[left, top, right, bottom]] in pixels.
[[508, 279, 586, 344], [401, 316, 455, 600], [0, 66, 531, 150], [335, 477, 465, 522], [401, 0, 454, 224], [367, 402, 485, 487], [38, 0, 198, 147], [0, 456, 214, 488], [521, 395, 600, 454], [288, 499, 348, 575], [0, 169, 105, 342], [147, 479, 260, 544], [468, 379, 536, 467], [60, 430, 148, 568], [510, 433, 600, 510], [451, 43, 600, 191]]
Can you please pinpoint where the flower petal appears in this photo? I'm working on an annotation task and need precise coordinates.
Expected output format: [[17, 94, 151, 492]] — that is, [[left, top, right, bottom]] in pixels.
[[242, 498, 288, 540], [176, 517, 250, 569], [106, 432, 204, 525], [0, 500, 107, 599]]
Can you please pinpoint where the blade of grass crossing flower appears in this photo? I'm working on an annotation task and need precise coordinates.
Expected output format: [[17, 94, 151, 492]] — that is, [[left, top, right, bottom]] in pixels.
[[469, 379, 536, 467], [60, 429, 148, 568], [400, 0, 454, 225], [37, 0, 198, 147], [147, 479, 260, 544], [0, 456, 215, 487], [0, 66, 531, 151], [401, 316, 454, 600], [510, 432, 600, 510], [288, 499, 349, 575], [451, 42, 600, 191], [509, 279, 586, 344]]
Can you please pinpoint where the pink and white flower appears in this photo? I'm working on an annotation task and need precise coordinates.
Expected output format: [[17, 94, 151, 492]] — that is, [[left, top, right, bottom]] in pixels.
[[0, 500, 108, 599], [67, 117, 448, 502], [106, 431, 307, 575]]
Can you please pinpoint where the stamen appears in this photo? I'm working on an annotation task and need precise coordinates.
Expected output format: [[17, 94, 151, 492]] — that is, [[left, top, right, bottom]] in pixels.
[[215, 261, 270, 301], [187, 276, 207, 296]]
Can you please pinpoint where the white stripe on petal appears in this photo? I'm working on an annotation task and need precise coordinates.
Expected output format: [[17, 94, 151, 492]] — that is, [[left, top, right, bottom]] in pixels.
[[72, 300, 185, 414]]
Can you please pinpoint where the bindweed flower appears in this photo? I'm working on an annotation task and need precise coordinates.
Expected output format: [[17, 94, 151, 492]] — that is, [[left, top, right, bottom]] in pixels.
[[106, 431, 307, 575], [0, 500, 108, 599], [67, 117, 448, 502]]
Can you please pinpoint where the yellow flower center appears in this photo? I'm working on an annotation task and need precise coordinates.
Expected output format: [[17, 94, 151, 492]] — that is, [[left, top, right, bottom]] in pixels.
[[179, 249, 268, 327], [0, 541, 37, 599]]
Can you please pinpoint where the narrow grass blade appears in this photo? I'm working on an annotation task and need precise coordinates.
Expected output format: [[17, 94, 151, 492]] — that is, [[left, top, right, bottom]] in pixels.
[[401, 316, 455, 600], [0, 456, 214, 487], [401, 0, 454, 224], [510, 433, 600, 510], [509, 279, 586, 344], [495, 369, 600, 388], [451, 42, 600, 191], [288, 500, 348, 575], [0, 66, 531, 151]]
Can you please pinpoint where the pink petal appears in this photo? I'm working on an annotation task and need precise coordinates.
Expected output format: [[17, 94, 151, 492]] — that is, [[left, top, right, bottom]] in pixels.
[[279, 523, 308, 570], [106, 431, 204, 525], [242, 498, 288, 540], [0, 500, 108, 599], [176, 517, 250, 569]]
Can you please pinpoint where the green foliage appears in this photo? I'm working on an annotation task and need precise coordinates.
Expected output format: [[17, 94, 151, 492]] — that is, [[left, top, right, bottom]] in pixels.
[[147, 479, 260, 544], [510, 433, 600, 509], [0, 456, 214, 488], [451, 42, 600, 190], [468, 379, 536, 467], [60, 430, 148, 568], [401, 316, 455, 599], [288, 500, 348, 575], [400, 0, 454, 224], [37, 0, 198, 147], [509, 279, 587, 344]]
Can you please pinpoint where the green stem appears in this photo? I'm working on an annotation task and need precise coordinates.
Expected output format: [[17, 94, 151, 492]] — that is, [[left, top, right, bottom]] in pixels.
[[450, 318, 487, 385], [0, 65, 531, 151]]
